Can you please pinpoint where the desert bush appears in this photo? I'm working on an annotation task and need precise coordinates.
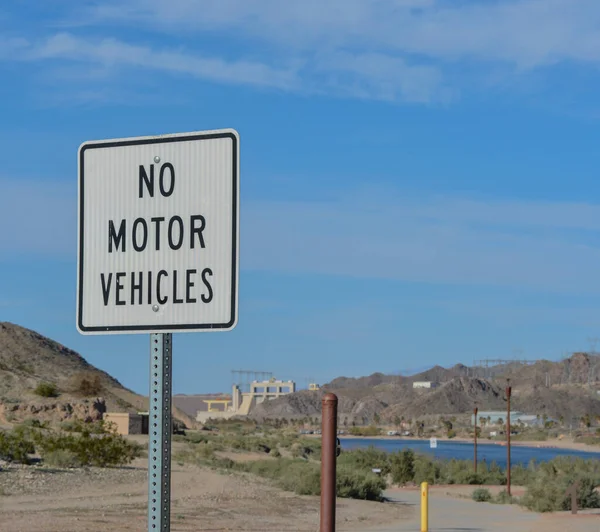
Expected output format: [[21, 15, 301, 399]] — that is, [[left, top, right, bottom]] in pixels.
[[228, 456, 386, 500], [185, 432, 211, 444], [20, 418, 48, 429], [69, 372, 103, 396], [348, 425, 381, 437], [0, 430, 35, 464], [337, 466, 386, 500], [270, 448, 281, 457], [568, 477, 600, 510], [520, 457, 600, 512], [60, 419, 110, 434], [35, 427, 142, 467], [439, 459, 486, 485], [575, 435, 600, 446], [290, 441, 320, 460], [509, 462, 534, 486], [174, 442, 218, 465], [337, 446, 390, 476], [260, 460, 321, 495], [413, 454, 442, 485], [493, 489, 518, 504], [43, 449, 81, 468], [472, 488, 492, 502], [34, 382, 58, 398], [390, 449, 415, 485]]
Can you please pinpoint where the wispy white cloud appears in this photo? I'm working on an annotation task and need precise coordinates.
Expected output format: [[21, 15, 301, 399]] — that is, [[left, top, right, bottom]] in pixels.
[[0, 32, 446, 103], [241, 191, 600, 294], [6, 1, 600, 104], [84, 0, 600, 69], [10, 33, 299, 90], [5, 174, 600, 294]]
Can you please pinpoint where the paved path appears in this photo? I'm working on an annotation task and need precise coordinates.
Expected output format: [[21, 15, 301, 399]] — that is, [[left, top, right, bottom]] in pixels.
[[362, 489, 600, 532]]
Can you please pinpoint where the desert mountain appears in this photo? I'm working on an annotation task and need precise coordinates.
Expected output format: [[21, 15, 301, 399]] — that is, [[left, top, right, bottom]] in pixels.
[[250, 355, 600, 423], [0, 322, 196, 427]]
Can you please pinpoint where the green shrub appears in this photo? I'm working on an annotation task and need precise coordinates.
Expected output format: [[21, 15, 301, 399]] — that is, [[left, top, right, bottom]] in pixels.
[[35, 427, 142, 467], [20, 418, 48, 429], [337, 446, 390, 476], [520, 457, 600, 512], [43, 449, 81, 468], [348, 425, 381, 436], [493, 489, 517, 505], [566, 477, 600, 511], [337, 466, 386, 501], [575, 435, 600, 446], [390, 449, 415, 485], [60, 419, 110, 434], [184, 432, 211, 444], [270, 448, 281, 457], [236, 457, 386, 500], [413, 455, 441, 485], [0, 430, 35, 464], [447, 429, 457, 439], [34, 382, 58, 398], [472, 488, 492, 502]]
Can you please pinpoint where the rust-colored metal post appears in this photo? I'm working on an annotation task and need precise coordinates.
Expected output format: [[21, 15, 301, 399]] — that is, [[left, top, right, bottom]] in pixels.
[[506, 381, 512, 496], [473, 406, 478, 474], [320, 393, 338, 532]]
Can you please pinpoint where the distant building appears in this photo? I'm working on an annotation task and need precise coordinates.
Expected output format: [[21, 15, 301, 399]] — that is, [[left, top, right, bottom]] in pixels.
[[196, 377, 296, 423], [413, 381, 438, 389], [104, 412, 146, 435]]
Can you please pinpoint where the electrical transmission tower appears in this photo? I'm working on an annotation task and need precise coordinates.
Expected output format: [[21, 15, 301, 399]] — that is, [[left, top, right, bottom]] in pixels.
[[231, 370, 274, 392]]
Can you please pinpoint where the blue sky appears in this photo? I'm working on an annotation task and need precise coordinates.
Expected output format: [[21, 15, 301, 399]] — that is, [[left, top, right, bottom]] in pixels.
[[2, 0, 600, 395]]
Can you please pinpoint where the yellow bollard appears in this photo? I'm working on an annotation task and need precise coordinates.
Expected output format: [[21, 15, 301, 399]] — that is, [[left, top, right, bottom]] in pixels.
[[421, 481, 429, 532]]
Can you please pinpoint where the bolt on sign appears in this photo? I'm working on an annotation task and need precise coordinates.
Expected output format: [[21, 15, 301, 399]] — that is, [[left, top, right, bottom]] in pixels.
[[76, 129, 240, 334]]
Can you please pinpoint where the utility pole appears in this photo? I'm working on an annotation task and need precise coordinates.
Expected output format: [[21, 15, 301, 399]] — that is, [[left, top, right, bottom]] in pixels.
[[506, 379, 512, 496], [473, 405, 478, 474]]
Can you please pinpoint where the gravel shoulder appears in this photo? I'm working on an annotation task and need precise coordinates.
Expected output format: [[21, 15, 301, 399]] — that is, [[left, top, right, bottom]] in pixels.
[[0, 457, 411, 531]]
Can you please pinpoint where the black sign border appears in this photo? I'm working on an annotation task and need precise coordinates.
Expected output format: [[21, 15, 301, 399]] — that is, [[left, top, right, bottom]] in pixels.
[[77, 131, 238, 334]]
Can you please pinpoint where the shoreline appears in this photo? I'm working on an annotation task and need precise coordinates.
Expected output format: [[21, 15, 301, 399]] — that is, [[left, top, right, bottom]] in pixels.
[[336, 434, 600, 454]]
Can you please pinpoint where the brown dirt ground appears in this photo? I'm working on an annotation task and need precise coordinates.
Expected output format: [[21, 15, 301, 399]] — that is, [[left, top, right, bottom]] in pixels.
[[0, 457, 411, 532]]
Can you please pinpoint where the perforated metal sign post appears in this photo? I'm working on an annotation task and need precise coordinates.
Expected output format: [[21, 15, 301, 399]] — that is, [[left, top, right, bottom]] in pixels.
[[76, 129, 240, 532], [148, 333, 172, 531]]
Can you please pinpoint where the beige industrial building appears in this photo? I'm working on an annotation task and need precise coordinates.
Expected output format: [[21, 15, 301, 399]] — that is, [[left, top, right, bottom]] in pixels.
[[196, 377, 296, 423], [103, 412, 147, 435]]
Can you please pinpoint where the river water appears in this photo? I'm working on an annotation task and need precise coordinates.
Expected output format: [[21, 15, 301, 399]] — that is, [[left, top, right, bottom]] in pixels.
[[339, 437, 600, 468]]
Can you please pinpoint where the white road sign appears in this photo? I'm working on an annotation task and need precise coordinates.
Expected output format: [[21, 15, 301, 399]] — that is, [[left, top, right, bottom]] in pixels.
[[77, 129, 239, 334], [430, 437, 437, 449]]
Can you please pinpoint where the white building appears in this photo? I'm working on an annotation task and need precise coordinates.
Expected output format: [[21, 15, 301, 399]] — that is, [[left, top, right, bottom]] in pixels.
[[413, 381, 438, 389]]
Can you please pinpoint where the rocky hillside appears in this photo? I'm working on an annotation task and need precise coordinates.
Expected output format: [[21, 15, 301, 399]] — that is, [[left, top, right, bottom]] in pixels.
[[0, 322, 196, 427], [250, 354, 600, 423]]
